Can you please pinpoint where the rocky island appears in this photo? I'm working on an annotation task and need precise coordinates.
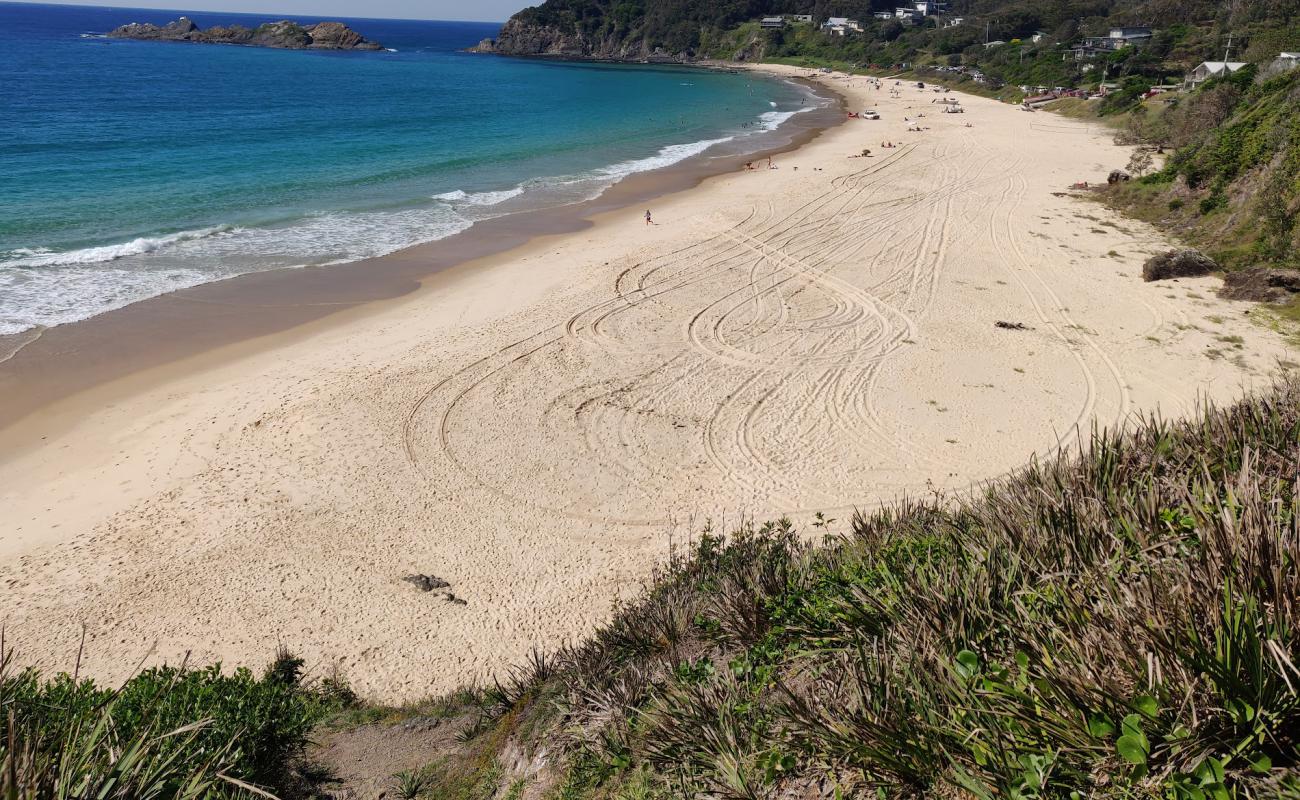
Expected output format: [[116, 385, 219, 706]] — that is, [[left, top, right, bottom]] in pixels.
[[107, 17, 384, 51]]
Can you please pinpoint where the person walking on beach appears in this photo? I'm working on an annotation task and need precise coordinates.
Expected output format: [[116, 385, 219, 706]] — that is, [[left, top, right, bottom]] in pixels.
[[645, 209, 653, 226]]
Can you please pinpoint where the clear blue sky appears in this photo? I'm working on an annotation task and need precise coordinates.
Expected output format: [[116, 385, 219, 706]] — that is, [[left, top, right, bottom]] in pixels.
[[31, 0, 530, 21]]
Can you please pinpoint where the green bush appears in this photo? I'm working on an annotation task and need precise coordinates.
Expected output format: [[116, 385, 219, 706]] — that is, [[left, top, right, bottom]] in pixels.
[[1, 648, 334, 797]]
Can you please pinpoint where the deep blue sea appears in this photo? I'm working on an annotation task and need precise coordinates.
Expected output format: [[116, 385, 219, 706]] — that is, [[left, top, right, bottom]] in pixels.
[[0, 3, 817, 335]]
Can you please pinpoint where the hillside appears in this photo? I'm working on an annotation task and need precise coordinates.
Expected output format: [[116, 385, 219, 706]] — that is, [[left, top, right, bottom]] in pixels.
[[474, 0, 1299, 71], [1102, 66, 1300, 274]]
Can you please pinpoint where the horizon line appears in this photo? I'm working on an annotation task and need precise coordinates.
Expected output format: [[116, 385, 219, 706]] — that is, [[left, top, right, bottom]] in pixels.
[[0, 0, 511, 24]]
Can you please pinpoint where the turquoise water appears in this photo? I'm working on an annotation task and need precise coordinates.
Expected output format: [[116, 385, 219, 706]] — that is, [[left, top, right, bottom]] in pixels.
[[0, 3, 818, 335]]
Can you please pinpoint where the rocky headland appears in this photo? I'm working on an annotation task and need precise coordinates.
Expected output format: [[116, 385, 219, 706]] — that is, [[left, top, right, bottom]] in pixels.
[[468, 17, 691, 62], [107, 17, 384, 51]]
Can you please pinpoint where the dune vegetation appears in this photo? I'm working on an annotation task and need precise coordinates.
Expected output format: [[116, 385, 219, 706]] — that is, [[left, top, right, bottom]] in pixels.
[[0, 646, 348, 798]]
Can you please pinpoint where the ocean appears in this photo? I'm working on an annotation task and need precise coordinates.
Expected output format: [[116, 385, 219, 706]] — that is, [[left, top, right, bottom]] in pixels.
[[0, 2, 821, 336]]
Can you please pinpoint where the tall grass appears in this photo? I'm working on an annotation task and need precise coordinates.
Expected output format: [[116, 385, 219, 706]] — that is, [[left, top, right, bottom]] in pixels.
[[477, 376, 1300, 798], [0, 645, 335, 798]]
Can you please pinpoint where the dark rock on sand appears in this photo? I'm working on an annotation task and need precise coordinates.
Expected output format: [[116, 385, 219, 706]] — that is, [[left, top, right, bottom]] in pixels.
[[1142, 249, 1218, 282], [1218, 268, 1300, 303], [108, 16, 384, 50], [402, 574, 451, 593], [995, 320, 1031, 330]]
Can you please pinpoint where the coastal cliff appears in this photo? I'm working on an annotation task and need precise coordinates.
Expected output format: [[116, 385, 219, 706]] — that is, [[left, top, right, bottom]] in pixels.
[[469, 16, 690, 62], [108, 17, 384, 50]]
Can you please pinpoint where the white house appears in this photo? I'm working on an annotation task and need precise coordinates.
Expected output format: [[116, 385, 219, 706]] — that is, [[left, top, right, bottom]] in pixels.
[[1108, 27, 1153, 47], [1185, 61, 1248, 89], [873, 11, 894, 20], [1031, 31, 1047, 43], [789, 14, 813, 23], [760, 16, 785, 29], [913, 0, 947, 15], [822, 17, 863, 35]]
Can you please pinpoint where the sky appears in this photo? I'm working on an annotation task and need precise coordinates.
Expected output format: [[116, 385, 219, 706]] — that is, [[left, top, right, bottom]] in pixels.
[[25, 0, 530, 21]]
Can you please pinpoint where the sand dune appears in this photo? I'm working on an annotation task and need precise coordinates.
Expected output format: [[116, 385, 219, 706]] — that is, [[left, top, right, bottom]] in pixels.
[[0, 66, 1291, 702]]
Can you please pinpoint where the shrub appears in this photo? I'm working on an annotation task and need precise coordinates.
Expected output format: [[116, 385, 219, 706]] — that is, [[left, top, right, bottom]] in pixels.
[[1, 647, 334, 797]]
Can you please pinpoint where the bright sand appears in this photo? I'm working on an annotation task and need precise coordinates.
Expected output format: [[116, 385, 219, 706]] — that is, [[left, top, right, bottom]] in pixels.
[[1, 65, 1292, 701]]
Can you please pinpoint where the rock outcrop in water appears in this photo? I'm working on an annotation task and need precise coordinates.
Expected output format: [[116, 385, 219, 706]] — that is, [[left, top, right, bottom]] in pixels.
[[108, 17, 384, 51]]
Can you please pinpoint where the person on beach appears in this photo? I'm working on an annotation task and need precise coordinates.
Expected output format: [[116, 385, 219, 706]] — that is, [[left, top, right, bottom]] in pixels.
[[645, 210, 653, 225]]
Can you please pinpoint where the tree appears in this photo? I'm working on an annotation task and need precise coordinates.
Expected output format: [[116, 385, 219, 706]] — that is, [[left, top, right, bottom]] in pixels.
[[1127, 148, 1154, 176]]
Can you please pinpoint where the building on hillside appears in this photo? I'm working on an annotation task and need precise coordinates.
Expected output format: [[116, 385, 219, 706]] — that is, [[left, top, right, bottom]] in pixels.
[[941, 16, 964, 28], [1066, 27, 1155, 61], [1108, 27, 1154, 47], [874, 11, 894, 20], [913, 0, 948, 15], [1031, 30, 1047, 43], [789, 14, 813, 23], [893, 7, 922, 23], [760, 16, 785, 29], [983, 40, 1006, 48], [1274, 52, 1300, 70], [822, 17, 863, 35], [1184, 61, 1249, 88]]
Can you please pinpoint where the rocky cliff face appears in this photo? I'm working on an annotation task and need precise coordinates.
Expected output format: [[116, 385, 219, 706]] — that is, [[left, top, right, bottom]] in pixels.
[[468, 17, 686, 62], [108, 17, 384, 50]]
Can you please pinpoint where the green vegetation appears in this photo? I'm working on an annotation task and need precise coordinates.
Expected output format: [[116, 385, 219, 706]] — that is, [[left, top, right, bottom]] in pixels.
[[507, 0, 1297, 90], [1, 647, 342, 798], [1103, 68, 1300, 271], [419, 374, 1300, 798]]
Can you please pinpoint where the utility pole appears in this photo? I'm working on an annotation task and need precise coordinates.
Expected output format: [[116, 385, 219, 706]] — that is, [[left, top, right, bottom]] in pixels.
[[1222, 34, 1233, 62]]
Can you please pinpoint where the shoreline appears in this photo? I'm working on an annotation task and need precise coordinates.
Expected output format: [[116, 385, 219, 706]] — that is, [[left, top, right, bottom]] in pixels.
[[0, 70, 844, 450], [1, 64, 1292, 702]]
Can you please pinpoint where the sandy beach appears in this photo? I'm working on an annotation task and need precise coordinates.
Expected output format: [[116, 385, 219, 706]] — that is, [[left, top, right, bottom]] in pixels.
[[1, 65, 1292, 702]]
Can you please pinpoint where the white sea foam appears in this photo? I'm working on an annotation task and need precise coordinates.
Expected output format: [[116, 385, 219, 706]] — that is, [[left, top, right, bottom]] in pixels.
[[4, 226, 235, 269], [0, 265, 212, 335], [594, 136, 735, 181], [757, 106, 811, 132], [0, 210, 473, 335], [432, 186, 526, 206]]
